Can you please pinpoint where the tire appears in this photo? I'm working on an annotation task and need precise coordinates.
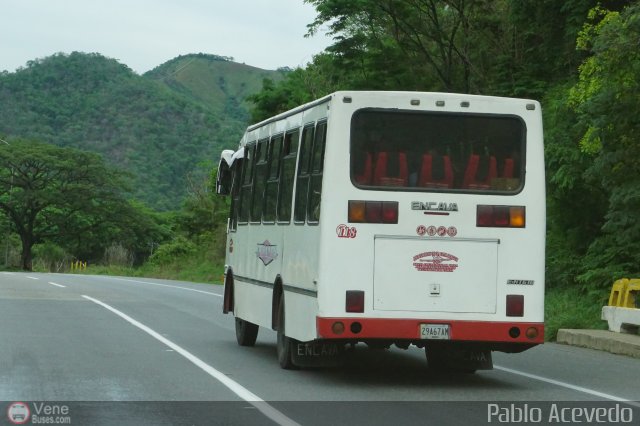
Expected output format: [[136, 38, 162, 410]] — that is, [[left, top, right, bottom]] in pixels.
[[235, 317, 259, 347], [276, 294, 296, 369]]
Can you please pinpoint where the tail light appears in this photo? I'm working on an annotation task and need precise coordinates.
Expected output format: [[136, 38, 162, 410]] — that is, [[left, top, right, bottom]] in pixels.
[[506, 295, 524, 317], [477, 205, 525, 228], [349, 201, 398, 224], [346, 290, 365, 313]]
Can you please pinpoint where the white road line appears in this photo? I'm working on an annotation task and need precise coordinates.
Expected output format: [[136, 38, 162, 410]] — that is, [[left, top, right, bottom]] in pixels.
[[82, 295, 298, 426], [26, 276, 39, 280], [495, 365, 640, 408], [48, 282, 66, 288], [110, 277, 223, 298]]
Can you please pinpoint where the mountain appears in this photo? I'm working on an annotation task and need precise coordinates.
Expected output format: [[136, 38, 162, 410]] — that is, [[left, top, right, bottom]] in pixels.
[[0, 52, 284, 210], [146, 53, 285, 119]]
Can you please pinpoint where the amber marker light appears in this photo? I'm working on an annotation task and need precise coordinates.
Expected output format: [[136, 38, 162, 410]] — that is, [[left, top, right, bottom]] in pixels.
[[510, 206, 526, 228], [525, 327, 539, 339], [332, 322, 345, 335], [348, 200, 366, 223]]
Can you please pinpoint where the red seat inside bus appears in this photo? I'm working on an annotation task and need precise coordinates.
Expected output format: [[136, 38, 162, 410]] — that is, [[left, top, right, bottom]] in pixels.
[[354, 151, 373, 184], [373, 152, 408, 186], [501, 157, 514, 178], [463, 154, 497, 189], [419, 154, 454, 188]]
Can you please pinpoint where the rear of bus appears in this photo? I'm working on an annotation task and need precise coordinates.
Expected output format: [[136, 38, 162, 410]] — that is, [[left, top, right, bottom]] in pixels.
[[315, 91, 545, 370]]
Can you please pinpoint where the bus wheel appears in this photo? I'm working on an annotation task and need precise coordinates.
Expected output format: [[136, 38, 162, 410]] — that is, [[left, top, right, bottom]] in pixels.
[[276, 294, 297, 369], [235, 317, 258, 347]]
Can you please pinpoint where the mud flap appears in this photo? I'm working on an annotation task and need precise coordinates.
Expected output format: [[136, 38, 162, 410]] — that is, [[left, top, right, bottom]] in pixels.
[[291, 340, 345, 368], [426, 342, 493, 371]]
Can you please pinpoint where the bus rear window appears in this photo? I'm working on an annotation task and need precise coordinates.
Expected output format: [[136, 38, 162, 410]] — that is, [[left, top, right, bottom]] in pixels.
[[350, 109, 525, 193]]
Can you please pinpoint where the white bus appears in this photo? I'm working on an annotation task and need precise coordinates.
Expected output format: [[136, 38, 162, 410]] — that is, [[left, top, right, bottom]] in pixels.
[[216, 91, 545, 371]]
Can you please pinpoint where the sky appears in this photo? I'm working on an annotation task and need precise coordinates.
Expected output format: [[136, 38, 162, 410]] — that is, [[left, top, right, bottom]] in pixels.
[[0, 0, 333, 74]]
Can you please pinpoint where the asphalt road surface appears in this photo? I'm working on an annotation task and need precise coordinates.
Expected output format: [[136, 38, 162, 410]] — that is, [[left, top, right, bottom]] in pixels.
[[1, 272, 639, 426]]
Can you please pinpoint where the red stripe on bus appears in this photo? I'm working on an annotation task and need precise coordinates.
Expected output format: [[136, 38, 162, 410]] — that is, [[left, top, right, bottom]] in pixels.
[[316, 317, 544, 344]]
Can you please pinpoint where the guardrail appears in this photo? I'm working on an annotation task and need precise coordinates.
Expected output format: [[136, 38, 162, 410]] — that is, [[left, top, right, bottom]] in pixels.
[[71, 260, 87, 272], [602, 278, 640, 334]]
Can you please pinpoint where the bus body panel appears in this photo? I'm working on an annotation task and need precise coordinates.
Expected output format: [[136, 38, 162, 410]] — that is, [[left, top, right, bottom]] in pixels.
[[226, 98, 330, 342], [373, 236, 499, 313]]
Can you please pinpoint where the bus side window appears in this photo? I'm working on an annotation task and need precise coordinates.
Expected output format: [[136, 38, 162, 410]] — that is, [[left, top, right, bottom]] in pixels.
[[238, 144, 255, 224], [263, 134, 283, 223], [277, 129, 299, 223], [308, 121, 327, 223], [294, 124, 315, 223], [228, 158, 243, 231], [250, 139, 268, 223]]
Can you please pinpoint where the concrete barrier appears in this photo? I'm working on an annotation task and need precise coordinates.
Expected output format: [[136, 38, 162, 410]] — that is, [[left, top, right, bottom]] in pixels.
[[602, 278, 640, 334]]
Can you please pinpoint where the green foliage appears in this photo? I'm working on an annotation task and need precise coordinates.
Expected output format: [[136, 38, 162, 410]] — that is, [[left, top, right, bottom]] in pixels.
[[545, 286, 608, 341], [567, 3, 640, 291], [146, 53, 284, 119], [138, 238, 224, 284], [0, 139, 132, 270], [298, 0, 620, 99], [148, 236, 197, 266], [103, 243, 134, 268], [543, 83, 608, 290], [306, 0, 480, 92], [32, 242, 72, 273], [176, 166, 229, 237]]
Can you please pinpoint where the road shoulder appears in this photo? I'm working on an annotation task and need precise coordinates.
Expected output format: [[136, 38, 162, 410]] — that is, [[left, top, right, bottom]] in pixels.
[[557, 329, 640, 359]]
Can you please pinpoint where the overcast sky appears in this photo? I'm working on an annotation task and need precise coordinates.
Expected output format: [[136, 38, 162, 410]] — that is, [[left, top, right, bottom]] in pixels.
[[1, 0, 333, 74]]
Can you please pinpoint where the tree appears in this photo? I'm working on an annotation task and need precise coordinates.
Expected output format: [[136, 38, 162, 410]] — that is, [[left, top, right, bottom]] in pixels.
[[246, 55, 346, 120], [567, 4, 640, 291], [0, 140, 130, 270], [306, 0, 502, 93]]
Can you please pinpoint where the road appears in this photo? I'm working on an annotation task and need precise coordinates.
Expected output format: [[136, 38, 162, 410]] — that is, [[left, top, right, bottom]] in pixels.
[[1, 271, 639, 425]]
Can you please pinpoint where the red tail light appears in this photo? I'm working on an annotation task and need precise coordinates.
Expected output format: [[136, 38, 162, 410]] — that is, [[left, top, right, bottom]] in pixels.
[[506, 294, 524, 317], [365, 201, 382, 222], [349, 201, 398, 224], [477, 205, 525, 228], [346, 290, 365, 313], [382, 202, 398, 223]]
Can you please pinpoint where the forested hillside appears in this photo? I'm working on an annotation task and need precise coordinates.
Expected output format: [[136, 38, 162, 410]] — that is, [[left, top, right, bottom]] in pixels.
[[146, 53, 285, 119], [0, 52, 279, 210]]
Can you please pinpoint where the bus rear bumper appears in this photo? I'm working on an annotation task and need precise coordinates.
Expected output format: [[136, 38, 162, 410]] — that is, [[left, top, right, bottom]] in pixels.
[[316, 317, 544, 345]]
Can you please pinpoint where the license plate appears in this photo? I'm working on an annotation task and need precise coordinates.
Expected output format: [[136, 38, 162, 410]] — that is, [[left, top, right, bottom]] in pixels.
[[420, 324, 450, 340]]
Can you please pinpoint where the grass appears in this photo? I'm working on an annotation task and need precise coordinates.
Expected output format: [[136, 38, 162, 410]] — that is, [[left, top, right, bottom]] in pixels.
[[544, 286, 609, 341], [137, 258, 224, 284], [75, 261, 224, 285], [71, 240, 225, 285]]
